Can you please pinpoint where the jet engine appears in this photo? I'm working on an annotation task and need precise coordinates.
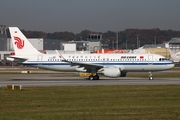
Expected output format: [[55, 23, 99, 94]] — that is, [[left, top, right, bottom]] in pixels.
[[102, 67, 121, 77]]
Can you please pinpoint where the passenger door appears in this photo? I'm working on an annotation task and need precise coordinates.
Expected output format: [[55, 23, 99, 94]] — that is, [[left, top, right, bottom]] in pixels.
[[148, 55, 153, 65]]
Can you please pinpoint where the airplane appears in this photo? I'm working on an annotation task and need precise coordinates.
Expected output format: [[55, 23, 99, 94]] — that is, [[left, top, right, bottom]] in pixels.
[[7, 27, 174, 80]]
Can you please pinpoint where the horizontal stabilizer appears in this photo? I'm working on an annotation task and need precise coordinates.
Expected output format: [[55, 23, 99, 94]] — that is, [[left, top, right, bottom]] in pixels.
[[6, 56, 27, 62]]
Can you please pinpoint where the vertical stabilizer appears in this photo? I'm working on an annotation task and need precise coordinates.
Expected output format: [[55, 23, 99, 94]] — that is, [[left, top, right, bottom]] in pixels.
[[9, 27, 41, 55]]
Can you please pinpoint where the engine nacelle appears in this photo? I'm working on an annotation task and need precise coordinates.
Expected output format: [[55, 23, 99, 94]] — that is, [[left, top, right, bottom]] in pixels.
[[103, 67, 121, 77]]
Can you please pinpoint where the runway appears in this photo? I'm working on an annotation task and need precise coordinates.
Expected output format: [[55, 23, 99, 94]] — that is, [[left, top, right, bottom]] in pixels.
[[0, 74, 180, 87]]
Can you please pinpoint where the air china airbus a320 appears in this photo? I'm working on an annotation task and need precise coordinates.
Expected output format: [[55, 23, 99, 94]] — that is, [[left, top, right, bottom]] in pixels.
[[7, 27, 174, 80]]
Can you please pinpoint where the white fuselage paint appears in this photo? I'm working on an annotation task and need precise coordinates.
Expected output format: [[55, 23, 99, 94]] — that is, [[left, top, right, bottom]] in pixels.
[[18, 53, 174, 72]]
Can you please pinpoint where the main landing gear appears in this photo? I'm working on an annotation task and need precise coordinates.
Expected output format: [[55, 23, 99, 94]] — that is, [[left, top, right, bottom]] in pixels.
[[149, 72, 153, 80], [88, 74, 99, 80]]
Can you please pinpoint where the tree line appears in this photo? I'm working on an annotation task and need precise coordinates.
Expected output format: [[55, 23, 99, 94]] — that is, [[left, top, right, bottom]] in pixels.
[[7, 28, 180, 49]]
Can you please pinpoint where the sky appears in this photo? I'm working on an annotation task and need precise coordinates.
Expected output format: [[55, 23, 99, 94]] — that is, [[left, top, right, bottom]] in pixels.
[[0, 0, 180, 33]]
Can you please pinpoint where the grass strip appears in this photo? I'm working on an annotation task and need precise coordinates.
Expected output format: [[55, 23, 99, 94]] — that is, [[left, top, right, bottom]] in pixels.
[[1, 85, 180, 120]]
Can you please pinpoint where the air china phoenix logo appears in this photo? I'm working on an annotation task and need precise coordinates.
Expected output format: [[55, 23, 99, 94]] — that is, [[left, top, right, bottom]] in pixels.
[[14, 37, 24, 49]]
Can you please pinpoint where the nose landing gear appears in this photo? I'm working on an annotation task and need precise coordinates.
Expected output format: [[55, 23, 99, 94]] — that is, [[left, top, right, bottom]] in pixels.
[[149, 72, 153, 80]]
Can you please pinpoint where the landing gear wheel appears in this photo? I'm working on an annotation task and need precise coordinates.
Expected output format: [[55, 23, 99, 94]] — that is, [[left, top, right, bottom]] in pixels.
[[89, 76, 94, 80], [88, 74, 100, 80], [149, 76, 153, 80], [93, 75, 99, 80]]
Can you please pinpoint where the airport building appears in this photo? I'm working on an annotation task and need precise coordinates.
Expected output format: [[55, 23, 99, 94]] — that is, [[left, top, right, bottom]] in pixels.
[[0, 34, 8, 51], [62, 34, 102, 52], [169, 38, 180, 53], [168, 38, 180, 63], [0, 25, 8, 51]]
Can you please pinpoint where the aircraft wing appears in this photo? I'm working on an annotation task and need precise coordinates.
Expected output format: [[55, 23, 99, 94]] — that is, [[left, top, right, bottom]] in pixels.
[[60, 55, 103, 73], [67, 60, 103, 73]]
